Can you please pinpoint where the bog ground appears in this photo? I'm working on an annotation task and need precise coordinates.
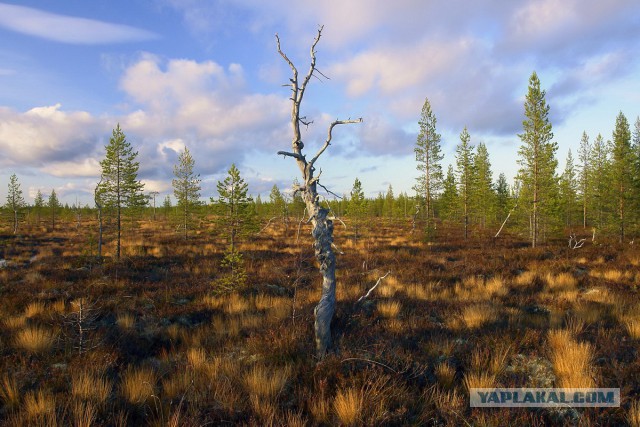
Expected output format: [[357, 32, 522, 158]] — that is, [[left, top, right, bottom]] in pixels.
[[1, 218, 640, 426]]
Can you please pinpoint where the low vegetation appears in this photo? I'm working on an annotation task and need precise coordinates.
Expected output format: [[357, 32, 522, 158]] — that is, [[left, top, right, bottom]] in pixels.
[[0, 215, 639, 425]]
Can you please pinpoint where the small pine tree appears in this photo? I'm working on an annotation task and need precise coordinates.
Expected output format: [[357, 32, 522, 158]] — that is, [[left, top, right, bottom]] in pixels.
[[97, 124, 146, 259], [6, 174, 25, 234], [162, 195, 172, 219], [33, 190, 44, 226], [172, 146, 201, 239], [48, 189, 59, 230], [349, 178, 366, 241], [560, 150, 578, 228], [590, 134, 611, 230], [472, 142, 495, 229], [578, 131, 591, 228], [213, 164, 256, 292], [438, 165, 459, 222]]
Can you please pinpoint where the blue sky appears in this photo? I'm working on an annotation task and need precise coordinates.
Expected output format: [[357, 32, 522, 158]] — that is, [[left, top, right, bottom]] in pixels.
[[1, 0, 639, 205]]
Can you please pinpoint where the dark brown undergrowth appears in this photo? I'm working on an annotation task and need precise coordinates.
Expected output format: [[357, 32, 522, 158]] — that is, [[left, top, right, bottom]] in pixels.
[[0, 217, 638, 425]]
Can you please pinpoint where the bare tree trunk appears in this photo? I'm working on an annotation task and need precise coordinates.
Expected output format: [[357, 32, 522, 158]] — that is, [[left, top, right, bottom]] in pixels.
[[276, 27, 361, 358]]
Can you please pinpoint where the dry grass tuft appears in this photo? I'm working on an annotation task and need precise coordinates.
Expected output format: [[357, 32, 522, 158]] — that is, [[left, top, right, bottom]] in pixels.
[[73, 401, 97, 427], [628, 400, 640, 427], [463, 371, 496, 390], [121, 366, 157, 404], [243, 364, 291, 399], [548, 329, 595, 388], [3, 315, 26, 330], [71, 370, 111, 404], [460, 304, 498, 329], [116, 313, 135, 330], [225, 294, 252, 315], [24, 301, 46, 318], [624, 318, 640, 339], [0, 375, 20, 411], [377, 300, 401, 318], [434, 362, 455, 390], [24, 389, 56, 420], [186, 347, 208, 371], [14, 326, 56, 354], [333, 387, 364, 426]]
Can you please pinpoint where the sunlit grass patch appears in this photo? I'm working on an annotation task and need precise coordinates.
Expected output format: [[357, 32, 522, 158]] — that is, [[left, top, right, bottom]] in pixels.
[[243, 364, 291, 400], [23, 389, 56, 420], [545, 272, 577, 292], [514, 270, 537, 287], [72, 401, 97, 427], [4, 315, 27, 330], [459, 303, 498, 329], [0, 374, 20, 411], [120, 366, 157, 404], [377, 301, 401, 318], [434, 362, 455, 390], [72, 370, 111, 405], [14, 326, 56, 354], [463, 371, 496, 390], [548, 329, 595, 388], [116, 313, 135, 330], [624, 318, 640, 339], [333, 387, 363, 426], [628, 400, 640, 427], [24, 301, 46, 318]]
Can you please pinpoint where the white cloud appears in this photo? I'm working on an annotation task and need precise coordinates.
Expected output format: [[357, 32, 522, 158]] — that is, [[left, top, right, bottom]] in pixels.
[[0, 104, 105, 167], [0, 3, 158, 44], [41, 158, 101, 178]]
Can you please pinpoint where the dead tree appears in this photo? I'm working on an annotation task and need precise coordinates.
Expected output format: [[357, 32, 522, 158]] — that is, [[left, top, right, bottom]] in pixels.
[[276, 27, 362, 358]]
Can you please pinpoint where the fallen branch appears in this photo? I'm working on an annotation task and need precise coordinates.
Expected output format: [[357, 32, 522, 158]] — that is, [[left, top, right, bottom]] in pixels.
[[495, 203, 518, 238], [356, 271, 391, 304], [568, 233, 586, 249], [257, 216, 278, 234]]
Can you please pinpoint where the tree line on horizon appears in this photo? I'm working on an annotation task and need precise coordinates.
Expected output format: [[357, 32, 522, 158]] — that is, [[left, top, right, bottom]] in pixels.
[[3, 72, 640, 248]]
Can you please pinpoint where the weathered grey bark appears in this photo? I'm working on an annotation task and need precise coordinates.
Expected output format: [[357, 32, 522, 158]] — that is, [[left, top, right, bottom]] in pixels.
[[276, 27, 361, 358]]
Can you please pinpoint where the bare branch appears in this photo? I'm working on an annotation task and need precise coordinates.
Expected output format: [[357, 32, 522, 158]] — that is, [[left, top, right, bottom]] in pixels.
[[314, 68, 331, 80], [317, 181, 343, 199], [277, 151, 305, 161], [310, 118, 363, 168], [332, 242, 344, 255], [297, 25, 323, 106], [495, 202, 518, 238], [275, 33, 297, 79], [257, 216, 278, 234], [356, 271, 391, 304], [568, 233, 586, 249]]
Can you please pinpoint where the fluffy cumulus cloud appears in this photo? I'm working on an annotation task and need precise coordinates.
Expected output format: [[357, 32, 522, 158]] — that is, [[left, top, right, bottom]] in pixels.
[[0, 104, 106, 171], [118, 54, 291, 177]]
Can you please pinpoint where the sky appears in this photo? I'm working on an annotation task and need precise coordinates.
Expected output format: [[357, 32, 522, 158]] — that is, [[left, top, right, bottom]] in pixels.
[[0, 0, 639, 205]]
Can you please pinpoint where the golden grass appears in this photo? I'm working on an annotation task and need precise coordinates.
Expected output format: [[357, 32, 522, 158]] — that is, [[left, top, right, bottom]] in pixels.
[[434, 362, 455, 390], [628, 400, 640, 427], [463, 371, 496, 390], [73, 402, 97, 427], [116, 313, 135, 330], [71, 370, 111, 404], [548, 329, 595, 388], [0, 374, 20, 411], [514, 271, 537, 287], [573, 301, 607, 324], [4, 315, 26, 330], [310, 396, 331, 424], [333, 387, 363, 426], [460, 304, 498, 329], [121, 366, 157, 404], [51, 299, 66, 314], [24, 301, 46, 318], [377, 301, 401, 318], [545, 272, 577, 292], [186, 347, 208, 371], [225, 294, 252, 315], [624, 318, 640, 339], [24, 389, 56, 420], [14, 326, 55, 354], [243, 364, 291, 399]]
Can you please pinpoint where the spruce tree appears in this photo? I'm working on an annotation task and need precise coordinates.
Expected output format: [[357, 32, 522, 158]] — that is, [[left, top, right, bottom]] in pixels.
[[455, 126, 474, 239], [414, 97, 443, 228], [383, 184, 395, 220], [269, 185, 286, 221], [6, 174, 25, 234], [172, 146, 201, 240], [97, 124, 146, 259], [610, 112, 633, 242], [495, 173, 510, 220], [578, 132, 591, 228], [516, 71, 558, 247], [48, 189, 59, 230], [162, 195, 172, 219]]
